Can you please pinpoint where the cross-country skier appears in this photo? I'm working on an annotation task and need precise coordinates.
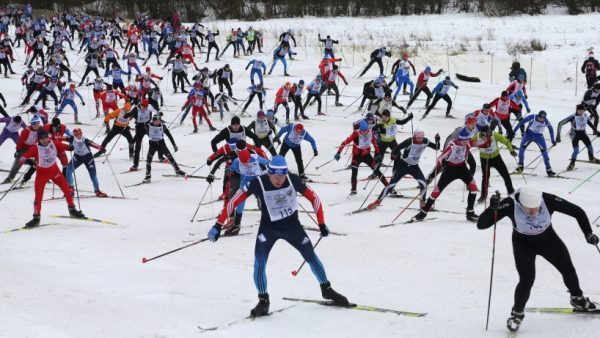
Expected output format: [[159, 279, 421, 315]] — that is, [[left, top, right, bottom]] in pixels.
[[275, 123, 317, 180], [511, 110, 557, 177], [65, 128, 107, 197], [207, 155, 349, 316], [318, 34, 338, 59], [245, 59, 267, 85], [556, 104, 600, 170], [581, 53, 600, 89], [422, 76, 458, 119], [478, 187, 598, 332], [143, 115, 185, 182], [246, 110, 278, 156], [359, 47, 391, 77]]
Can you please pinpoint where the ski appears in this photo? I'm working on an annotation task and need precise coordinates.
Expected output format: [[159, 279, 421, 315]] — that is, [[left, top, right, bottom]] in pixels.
[[282, 297, 427, 317], [200, 198, 223, 206], [380, 217, 439, 228], [197, 305, 296, 332], [345, 206, 376, 215], [119, 168, 140, 174], [1, 222, 60, 234], [196, 216, 218, 223], [125, 180, 160, 188], [525, 307, 600, 314], [305, 179, 339, 185], [162, 174, 217, 180], [576, 160, 600, 165], [43, 194, 135, 201], [304, 226, 347, 236], [0, 184, 30, 193], [183, 232, 252, 243], [49, 215, 118, 225]]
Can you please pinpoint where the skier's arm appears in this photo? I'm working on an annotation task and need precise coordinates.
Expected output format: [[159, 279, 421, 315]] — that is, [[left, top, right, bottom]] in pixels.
[[163, 125, 176, 148], [217, 188, 250, 225], [210, 128, 228, 152], [299, 182, 325, 224], [512, 114, 533, 135], [477, 197, 514, 230], [494, 132, 514, 153], [544, 193, 593, 237], [546, 120, 556, 142], [556, 115, 573, 139], [304, 131, 317, 151]]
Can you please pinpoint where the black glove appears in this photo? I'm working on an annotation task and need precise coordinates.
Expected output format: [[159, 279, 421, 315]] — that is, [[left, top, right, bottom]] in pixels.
[[586, 233, 599, 245], [206, 174, 215, 184], [552, 141, 557, 146], [25, 158, 36, 166], [273, 137, 281, 144], [374, 153, 383, 163], [68, 145, 74, 151], [490, 192, 501, 211], [556, 136, 561, 143], [13, 151, 20, 158], [174, 145, 179, 152], [407, 112, 413, 120], [434, 133, 440, 143], [313, 149, 318, 156], [81, 102, 86, 106], [510, 150, 517, 157], [334, 152, 341, 161], [318, 223, 330, 237], [207, 158, 213, 166]]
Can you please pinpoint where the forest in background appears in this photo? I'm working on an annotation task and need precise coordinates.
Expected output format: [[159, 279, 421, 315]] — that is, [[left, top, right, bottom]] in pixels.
[[7, 0, 600, 21]]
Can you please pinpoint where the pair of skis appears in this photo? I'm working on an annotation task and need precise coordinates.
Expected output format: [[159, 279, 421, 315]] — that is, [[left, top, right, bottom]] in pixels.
[[2, 215, 117, 233]]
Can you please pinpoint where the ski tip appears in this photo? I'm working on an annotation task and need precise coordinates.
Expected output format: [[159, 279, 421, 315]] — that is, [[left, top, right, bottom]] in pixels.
[[142, 257, 148, 264]]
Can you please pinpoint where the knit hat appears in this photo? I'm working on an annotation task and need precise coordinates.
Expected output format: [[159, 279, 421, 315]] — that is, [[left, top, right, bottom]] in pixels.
[[518, 187, 542, 209], [268, 155, 288, 175]]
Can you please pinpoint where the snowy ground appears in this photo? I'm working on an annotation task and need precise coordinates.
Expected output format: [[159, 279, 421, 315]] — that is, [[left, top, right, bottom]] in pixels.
[[1, 12, 600, 338]]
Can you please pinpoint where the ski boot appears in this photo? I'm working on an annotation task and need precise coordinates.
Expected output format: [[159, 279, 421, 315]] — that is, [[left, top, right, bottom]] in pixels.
[[209, 126, 217, 131], [284, 72, 290, 76], [506, 309, 524, 332], [567, 160, 575, 171], [477, 195, 485, 204], [301, 114, 309, 120], [570, 295, 597, 310], [466, 210, 478, 222], [335, 101, 343, 107], [389, 189, 399, 196], [68, 207, 86, 218], [349, 190, 357, 196], [367, 199, 381, 210], [320, 282, 349, 306], [317, 111, 326, 116], [94, 149, 106, 158], [130, 166, 138, 171], [193, 127, 198, 133], [143, 174, 151, 183], [24, 214, 41, 228], [411, 210, 427, 222], [589, 156, 600, 164], [175, 169, 186, 176], [514, 164, 524, 174], [546, 169, 556, 177], [95, 190, 108, 197], [299, 174, 309, 181], [250, 293, 270, 317]]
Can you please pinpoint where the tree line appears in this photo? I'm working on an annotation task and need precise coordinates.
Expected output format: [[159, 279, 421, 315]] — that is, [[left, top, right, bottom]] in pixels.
[[10, 0, 600, 21]]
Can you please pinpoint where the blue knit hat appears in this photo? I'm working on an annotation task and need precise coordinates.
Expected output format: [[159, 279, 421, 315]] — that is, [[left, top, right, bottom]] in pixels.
[[268, 155, 288, 175]]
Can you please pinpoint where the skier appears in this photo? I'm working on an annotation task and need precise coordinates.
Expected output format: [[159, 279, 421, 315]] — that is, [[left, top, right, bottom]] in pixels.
[[215, 64, 234, 97], [367, 129, 440, 210], [144, 115, 186, 182], [242, 83, 266, 113], [472, 125, 516, 203], [477, 187, 598, 332], [359, 47, 391, 77], [0, 116, 27, 148], [489, 90, 521, 139], [274, 82, 293, 122], [303, 75, 325, 116], [508, 90, 530, 136], [581, 82, 600, 130], [334, 120, 388, 195], [207, 155, 349, 316], [55, 83, 85, 124], [290, 80, 308, 120], [210, 116, 258, 153], [392, 63, 414, 100], [412, 128, 479, 222], [246, 110, 278, 156], [19, 128, 85, 228], [321, 64, 348, 107], [506, 74, 527, 98], [245, 59, 266, 85], [508, 61, 527, 83], [422, 76, 458, 119], [213, 92, 238, 121], [65, 128, 107, 197], [205, 30, 220, 62], [94, 102, 135, 159], [0, 92, 7, 117], [126, 99, 158, 171], [581, 52, 600, 89], [375, 109, 413, 161], [318, 34, 339, 59], [556, 104, 600, 170], [511, 110, 557, 177], [182, 91, 216, 132], [466, 103, 502, 132], [275, 123, 318, 180], [268, 41, 295, 76], [223, 149, 271, 235], [389, 52, 416, 90]]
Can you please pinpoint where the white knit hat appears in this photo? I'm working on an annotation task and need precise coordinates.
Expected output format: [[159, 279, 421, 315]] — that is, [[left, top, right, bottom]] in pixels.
[[518, 187, 542, 208]]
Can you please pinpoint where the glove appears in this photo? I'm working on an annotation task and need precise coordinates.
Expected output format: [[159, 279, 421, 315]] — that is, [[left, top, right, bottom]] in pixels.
[[456, 86, 459, 90], [586, 233, 599, 245], [510, 150, 517, 157], [13, 151, 20, 158], [374, 153, 383, 163], [334, 152, 341, 161], [25, 158, 36, 166], [490, 193, 501, 211], [174, 145, 179, 152], [318, 223, 330, 237], [526, 108, 531, 113], [208, 223, 222, 242], [313, 149, 318, 156], [160, 77, 164, 80], [555, 137, 561, 143], [344, 81, 348, 86], [596, 131, 600, 137], [68, 145, 74, 151], [552, 141, 557, 146], [434, 133, 440, 143], [273, 137, 281, 144], [206, 174, 215, 184], [508, 135, 514, 142], [81, 102, 86, 106], [407, 112, 413, 120]]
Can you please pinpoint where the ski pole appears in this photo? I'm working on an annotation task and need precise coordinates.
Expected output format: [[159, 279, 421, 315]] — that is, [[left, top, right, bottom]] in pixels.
[[485, 191, 501, 331], [106, 157, 125, 198], [388, 192, 421, 224], [358, 161, 392, 210], [303, 155, 316, 172], [142, 237, 210, 264], [315, 158, 335, 170], [71, 152, 82, 211], [291, 236, 323, 276], [0, 169, 27, 203], [343, 94, 363, 112], [297, 201, 319, 226], [101, 132, 123, 164], [89, 123, 105, 143], [524, 144, 555, 169], [190, 183, 212, 222], [185, 163, 207, 179], [568, 166, 600, 194]]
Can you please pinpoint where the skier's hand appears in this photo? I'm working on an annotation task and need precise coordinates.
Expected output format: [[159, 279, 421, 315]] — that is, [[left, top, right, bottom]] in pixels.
[[206, 173, 215, 184], [25, 158, 35, 166], [435, 133, 440, 143], [526, 108, 531, 113], [596, 131, 600, 137], [334, 152, 341, 161], [313, 149, 318, 156], [174, 145, 179, 152], [552, 140, 557, 146], [273, 136, 280, 144], [510, 150, 517, 157], [374, 153, 383, 163], [13, 151, 20, 158], [344, 81, 348, 86], [206, 158, 213, 166], [407, 112, 413, 120], [489, 193, 501, 211], [208, 223, 222, 242], [318, 223, 330, 237], [586, 233, 599, 245], [81, 101, 85, 106], [556, 136, 561, 143], [68, 145, 74, 151]]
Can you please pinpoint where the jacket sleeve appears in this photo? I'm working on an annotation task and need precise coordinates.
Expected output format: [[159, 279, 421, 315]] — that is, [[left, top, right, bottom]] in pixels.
[[544, 193, 593, 236], [477, 197, 514, 230]]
